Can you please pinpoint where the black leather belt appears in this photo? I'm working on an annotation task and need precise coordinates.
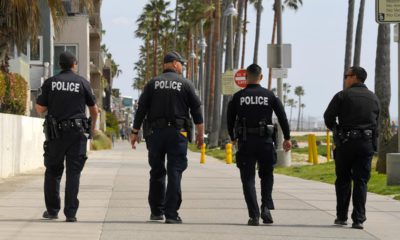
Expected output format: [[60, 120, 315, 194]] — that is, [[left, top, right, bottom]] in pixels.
[[150, 118, 185, 129]]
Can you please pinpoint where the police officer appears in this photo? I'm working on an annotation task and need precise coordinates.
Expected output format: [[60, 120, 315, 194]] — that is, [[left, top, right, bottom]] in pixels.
[[130, 51, 204, 224], [35, 51, 98, 222], [227, 64, 291, 226], [324, 66, 380, 230]]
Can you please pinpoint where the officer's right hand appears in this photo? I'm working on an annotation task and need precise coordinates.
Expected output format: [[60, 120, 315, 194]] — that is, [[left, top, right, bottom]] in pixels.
[[195, 133, 204, 149], [283, 139, 292, 152], [130, 133, 139, 150]]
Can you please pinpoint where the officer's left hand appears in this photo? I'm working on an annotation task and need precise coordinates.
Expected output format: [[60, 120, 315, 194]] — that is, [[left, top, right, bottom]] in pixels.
[[283, 139, 292, 152]]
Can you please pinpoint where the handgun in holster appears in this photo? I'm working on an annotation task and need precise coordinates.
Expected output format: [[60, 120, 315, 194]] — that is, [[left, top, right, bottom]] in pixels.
[[82, 117, 92, 139], [184, 118, 193, 143], [142, 118, 151, 138], [332, 123, 341, 147]]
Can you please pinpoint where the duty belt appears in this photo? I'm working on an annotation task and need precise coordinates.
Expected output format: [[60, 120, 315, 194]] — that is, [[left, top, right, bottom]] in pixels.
[[338, 129, 373, 144], [150, 118, 185, 129], [57, 119, 86, 131]]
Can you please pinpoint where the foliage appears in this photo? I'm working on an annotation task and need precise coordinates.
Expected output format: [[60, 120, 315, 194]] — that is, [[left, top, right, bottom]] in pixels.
[[106, 112, 119, 138], [91, 131, 112, 150], [275, 159, 400, 201], [0, 71, 27, 115]]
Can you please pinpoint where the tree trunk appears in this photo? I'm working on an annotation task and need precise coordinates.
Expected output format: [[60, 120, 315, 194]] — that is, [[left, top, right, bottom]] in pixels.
[[375, 24, 391, 174], [296, 96, 301, 131], [343, 0, 355, 89], [353, 0, 365, 66], [241, 0, 248, 69], [253, 0, 262, 64], [268, 11, 278, 90], [233, 0, 244, 69], [209, 0, 223, 148], [205, 20, 214, 133]]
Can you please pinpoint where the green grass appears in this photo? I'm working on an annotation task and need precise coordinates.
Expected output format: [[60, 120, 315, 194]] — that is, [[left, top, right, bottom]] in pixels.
[[189, 144, 400, 200], [189, 144, 235, 162], [275, 159, 400, 200], [292, 135, 332, 143], [292, 145, 330, 157]]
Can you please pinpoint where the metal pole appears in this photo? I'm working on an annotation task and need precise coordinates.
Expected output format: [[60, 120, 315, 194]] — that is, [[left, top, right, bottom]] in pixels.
[[398, 23, 400, 152], [275, 0, 291, 166]]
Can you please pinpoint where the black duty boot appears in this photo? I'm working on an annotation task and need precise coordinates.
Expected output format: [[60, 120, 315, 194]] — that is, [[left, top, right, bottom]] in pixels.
[[42, 211, 58, 220], [247, 217, 259, 226], [150, 214, 164, 221], [261, 208, 273, 224], [334, 218, 348, 225], [165, 216, 182, 224], [352, 222, 364, 229]]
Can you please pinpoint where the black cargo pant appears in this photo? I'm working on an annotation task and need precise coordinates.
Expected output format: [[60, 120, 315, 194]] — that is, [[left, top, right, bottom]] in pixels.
[[145, 127, 188, 219], [43, 131, 88, 218], [236, 134, 276, 219], [334, 138, 374, 223]]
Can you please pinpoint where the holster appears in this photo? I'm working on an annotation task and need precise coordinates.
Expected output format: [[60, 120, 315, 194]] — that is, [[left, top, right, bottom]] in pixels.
[[43, 115, 60, 141], [143, 118, 152, 138], [183, 118, 193, 143]]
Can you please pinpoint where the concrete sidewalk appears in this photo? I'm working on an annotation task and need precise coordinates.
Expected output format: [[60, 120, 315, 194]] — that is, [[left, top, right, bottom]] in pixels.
[[0, 141, 399, 240]]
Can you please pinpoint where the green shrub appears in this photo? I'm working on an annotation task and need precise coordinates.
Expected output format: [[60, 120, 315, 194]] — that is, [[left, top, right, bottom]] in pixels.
[[0, 71, 28, 115], [106, 112, 119, 138], [91, 131, 112, 150]]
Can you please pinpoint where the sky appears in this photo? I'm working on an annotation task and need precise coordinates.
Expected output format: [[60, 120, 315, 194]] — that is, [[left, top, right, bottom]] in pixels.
[[101, 0, 399, 122]]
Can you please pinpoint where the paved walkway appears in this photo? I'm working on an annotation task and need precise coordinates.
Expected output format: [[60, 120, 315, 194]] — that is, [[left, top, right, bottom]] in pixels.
[[0, 141, 399, 240]]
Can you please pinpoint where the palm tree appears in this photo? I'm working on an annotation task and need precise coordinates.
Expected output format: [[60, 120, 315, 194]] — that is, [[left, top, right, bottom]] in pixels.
[[0, 0, 93, 66], [240, 0, 248, 68], [343, 0, 355, 88], [287, 98, 296, 127], [374, 24, 392, 174], [282, 82, 291, 108], [267, 0, 303, 89], [233, 0, 244, 69], [294, 86, 304, 131], [300, 103, 305, 130], [251, 0, 263, 64], [144, 0, 171, 77], [353, 0, 365, 66]]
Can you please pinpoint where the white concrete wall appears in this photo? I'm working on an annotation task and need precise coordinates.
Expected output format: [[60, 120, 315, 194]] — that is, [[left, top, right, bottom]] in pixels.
[[0, 113, 45, 178]]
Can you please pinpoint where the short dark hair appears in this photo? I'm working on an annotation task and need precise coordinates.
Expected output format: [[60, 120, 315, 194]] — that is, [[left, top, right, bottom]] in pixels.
[[349, 66, 367, 82], [59, 51, 77, 70], [246, 63, 262, 78]]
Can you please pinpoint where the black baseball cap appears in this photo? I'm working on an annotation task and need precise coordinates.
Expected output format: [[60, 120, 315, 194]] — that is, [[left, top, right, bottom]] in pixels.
[[163, 51, 187, 64], [59, 51, 77, 67]]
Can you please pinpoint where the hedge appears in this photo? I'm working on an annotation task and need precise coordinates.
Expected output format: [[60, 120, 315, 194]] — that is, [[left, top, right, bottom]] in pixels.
[[0, 71, 28, 115]]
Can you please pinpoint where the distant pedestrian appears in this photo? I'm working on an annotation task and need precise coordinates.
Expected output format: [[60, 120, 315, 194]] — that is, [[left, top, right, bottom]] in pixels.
[[227, 64, 292, 226], [35, 51, 98, 222], [324, 66, 380, 230], [130, 51, 204, 224]]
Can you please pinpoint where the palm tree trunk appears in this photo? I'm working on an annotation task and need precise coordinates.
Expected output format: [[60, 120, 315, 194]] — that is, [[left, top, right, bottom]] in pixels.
[[343, 0, 355, 89], [375, 24, 392, 174], [296, 96, 301, 131], [206, 21, 214, 133], [233, 0, 244, 69], [268, 11, 278, 90], [241, 0, 248, 68], [153, 17, 159, 77], [209, 0, 223, 148], [289, 106, 293, 127], [253, 0, 263, 64], [353, 0, 365, 66]]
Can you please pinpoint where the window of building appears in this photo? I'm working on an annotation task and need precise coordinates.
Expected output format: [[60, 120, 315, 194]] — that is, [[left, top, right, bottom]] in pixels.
[[30, 36, 43, 63], [53, 44, 78, 74]]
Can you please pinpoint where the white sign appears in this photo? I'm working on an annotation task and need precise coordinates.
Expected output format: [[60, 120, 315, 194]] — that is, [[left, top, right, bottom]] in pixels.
[[376, 0, 400, 23], [271, 68, 288, 79], [267, 44, 292, 68]]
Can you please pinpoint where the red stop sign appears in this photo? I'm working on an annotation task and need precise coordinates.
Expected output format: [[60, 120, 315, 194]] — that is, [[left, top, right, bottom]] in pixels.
[[234, 69, 247, 88]]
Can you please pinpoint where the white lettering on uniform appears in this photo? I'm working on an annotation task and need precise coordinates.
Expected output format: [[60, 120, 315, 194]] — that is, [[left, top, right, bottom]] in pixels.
[[239, 96, 269, 106], [154, 80, 182, 91], [51, 81, 80, 93]]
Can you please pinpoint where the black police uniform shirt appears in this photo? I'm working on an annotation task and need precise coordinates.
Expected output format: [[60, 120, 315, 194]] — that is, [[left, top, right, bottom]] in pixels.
[[227, 83, 290, 141], [133, 69, 203, 129], [324, 83, 380, 131], [36, 69, 96, 120]]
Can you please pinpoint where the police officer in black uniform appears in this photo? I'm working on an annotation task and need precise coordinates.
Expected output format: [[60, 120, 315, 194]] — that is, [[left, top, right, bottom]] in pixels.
[[324, 66, 380, 230], [227, 64, 291, 226], [35, 51, 98, 222], [130, 51, 204, 224]]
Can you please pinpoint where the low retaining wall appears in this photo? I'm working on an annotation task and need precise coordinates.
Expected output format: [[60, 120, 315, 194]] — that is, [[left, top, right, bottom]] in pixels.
[[0, 113, 45, 178]]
